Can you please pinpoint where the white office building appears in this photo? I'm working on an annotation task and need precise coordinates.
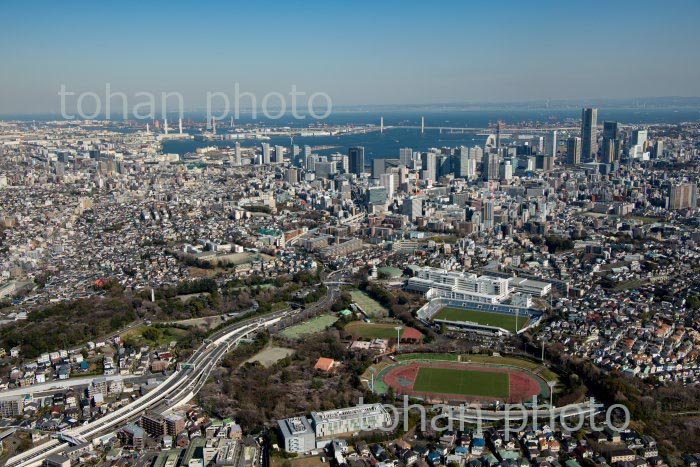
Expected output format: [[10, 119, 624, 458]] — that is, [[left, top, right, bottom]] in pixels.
[[405, 267, 510, 304], [278, 417, 316, 453], [310, 404, 391, 439]]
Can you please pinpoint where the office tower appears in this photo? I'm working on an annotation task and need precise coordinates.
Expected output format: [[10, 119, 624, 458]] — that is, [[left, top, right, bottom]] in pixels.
[[261, 143, 271, 164], [482, 152, 500, 181], [581, 108, 598, 162], [314, 160, 337, 179], [367, 186, 388, 206], [483, 200, 494, 229], [285, 168, 298, 184], [235, 142, 242, 165], [349, 146, 365, 175], [438, 155, 452, 178], [653, 140, 664, 159], [274, 145, 285, 164], [372, 158, 386, 179], [545, 130, 557, 158], [500, 160, 513, 180], [306, 154, 318, 172], [566, 137, 581, 166], [399, 147, 413, 167], [456, 146, 469, 178], [631, 129, 647, 148], [469, 145, 483, 164], [380, 173, 395, 198], [668, 183, 697, 210], [535, 154, 554, 171], [601, 121, 619, 164], [339, 154, 349, 174], [402, 196, 423, 221], [420, 152, 437, 182], [495, 121, 502, 151]]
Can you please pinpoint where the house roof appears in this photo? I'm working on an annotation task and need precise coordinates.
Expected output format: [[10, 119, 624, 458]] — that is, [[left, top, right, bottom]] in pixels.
[[314, 357, 336, 372]]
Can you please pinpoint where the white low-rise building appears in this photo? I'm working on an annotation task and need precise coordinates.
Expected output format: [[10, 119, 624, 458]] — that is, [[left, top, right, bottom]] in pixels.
[[406, 266, 510, 304]]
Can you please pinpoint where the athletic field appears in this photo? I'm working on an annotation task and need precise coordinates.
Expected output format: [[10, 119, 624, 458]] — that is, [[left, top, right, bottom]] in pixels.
[[350, 290, 389, 317], [432, 307, 527, 332], [280, 314, 338, 339], [344, 321, 404, 339], [413, 367, 509, 398], [368, 353, 550, 403]]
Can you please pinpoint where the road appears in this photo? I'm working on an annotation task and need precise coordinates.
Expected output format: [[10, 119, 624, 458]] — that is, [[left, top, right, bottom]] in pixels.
[[4, 281, 340, 467]]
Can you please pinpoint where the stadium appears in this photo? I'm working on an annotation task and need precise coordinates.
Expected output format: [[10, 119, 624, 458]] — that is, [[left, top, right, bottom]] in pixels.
[[406, 267, 546, 335], [367, 354, 552, 405], [417, 297, 543, 336]]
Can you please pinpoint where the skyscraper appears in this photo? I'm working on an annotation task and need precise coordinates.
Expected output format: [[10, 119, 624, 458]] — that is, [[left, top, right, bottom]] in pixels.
[[545, 130, 557, 158], [399, 147, 413, 167], [566, 137, 581, 166], [482, 152, 500, 181], [456, 146, 469, 178], [372, 158, 386, 179], [235, 142, 242, 166], [581, 108, 598, 162], [420, 152, 437, 182], [668, 183, 698, 210], [349, 146, 365, 175], [631, 129, 647, 148], [261, 143, 271, 164], [602, 121, 619, 164], [274, 145, 285, 164]]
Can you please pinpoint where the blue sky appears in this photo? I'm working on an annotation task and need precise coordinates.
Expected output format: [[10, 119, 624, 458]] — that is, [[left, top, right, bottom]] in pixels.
[[1, 0, 700, 114]]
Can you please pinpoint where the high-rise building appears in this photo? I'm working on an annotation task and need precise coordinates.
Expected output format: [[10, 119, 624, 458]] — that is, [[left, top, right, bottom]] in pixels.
[[235, 142, 242, 165], [380, 173, 395, 198], [261, 143, 271, 164], [420, 152, 437, 182], [349, 146, 365, 175], [602, 121, 619, 164], [581, 108, 598, 162], [274, 145, 285, 164], [483, 199, 495, 229], [372, 158, 386, 179], [402, 196, 423, 221], [456, 146, 469, 178], [482, 152, 500, 180], [653, 140, 664, 159], [545, 130, 557, 158], [367, 186, 388, 206], [566, 137, 581, 166], [668, 183, 697, 210], [399, 147, 413, 167], [631, 129, 647, 148]]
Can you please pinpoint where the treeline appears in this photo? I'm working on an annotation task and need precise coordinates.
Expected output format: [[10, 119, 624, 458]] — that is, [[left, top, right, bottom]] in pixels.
[[0, 298, 137, 358], [154, 278, 218, 300], [361, 282, 435, 342]]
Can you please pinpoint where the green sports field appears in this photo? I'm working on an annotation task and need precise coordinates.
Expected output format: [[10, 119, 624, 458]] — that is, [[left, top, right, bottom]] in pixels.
[[280, 314, 338, 339], [344, 321, 404, 339], [413, 367, 509, 398], [349, 290, 389, 317], [432, 307, 527, 331]]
